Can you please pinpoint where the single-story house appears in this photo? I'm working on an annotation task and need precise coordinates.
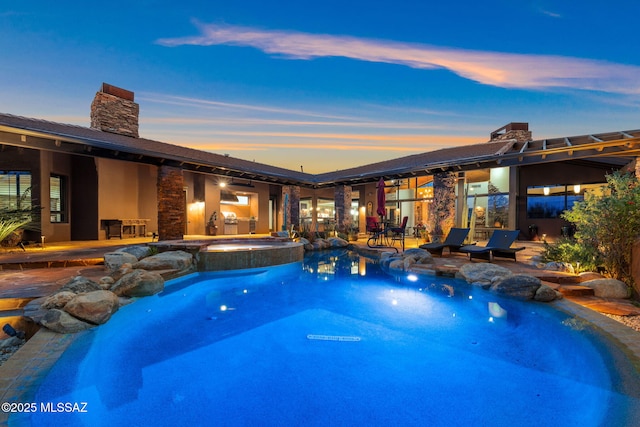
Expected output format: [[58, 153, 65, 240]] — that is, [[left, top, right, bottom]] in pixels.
[[1, 83, 639, 243]]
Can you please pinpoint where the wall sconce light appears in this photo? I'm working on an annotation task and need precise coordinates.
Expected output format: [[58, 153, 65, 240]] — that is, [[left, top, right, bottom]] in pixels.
[[543, 187, 550, 196], [573, 185, 581, 194]]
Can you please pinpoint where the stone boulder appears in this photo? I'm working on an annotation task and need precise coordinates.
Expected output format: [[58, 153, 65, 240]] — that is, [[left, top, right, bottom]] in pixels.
[[109, 264, 135, 282], [310, 239, 331, 250], [534, 284, 562, 302], [116, 245, 153, 260], [104, 251, 139, 272], [64, 290, 120, 324], [381, 249, 434, 273], [59, 276, 102, 294], [578, 272, 604, 282], [388, 258, 406, 271], [41, 309, 94, 334], [581, 278, 630, 299], [99, 276, 116, 289], [111, 269, 164, 297], [132, 250, 193, 271], [299, 237, 312, 251], [491, 274, 542, 300], [543, 262, 575, 274], [327, 237, 349, 248], [41, 291, 77, 309], [23, 297, 49, 323], [456, 263, 513, 287]]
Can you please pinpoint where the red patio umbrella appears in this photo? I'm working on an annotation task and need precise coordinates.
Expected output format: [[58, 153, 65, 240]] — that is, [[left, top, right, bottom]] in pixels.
[[376, 177, 386, 218]]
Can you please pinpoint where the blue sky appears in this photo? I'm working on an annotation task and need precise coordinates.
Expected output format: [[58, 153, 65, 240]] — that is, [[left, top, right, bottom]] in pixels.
[[1, 1, 639, 173]]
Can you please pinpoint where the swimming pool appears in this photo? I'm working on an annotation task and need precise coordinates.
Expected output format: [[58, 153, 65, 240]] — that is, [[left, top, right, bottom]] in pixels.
[[21, 249, 640, 426]]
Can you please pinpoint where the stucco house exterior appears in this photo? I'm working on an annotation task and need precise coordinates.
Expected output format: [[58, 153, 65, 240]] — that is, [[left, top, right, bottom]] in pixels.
[[1, 83, 639, 244]]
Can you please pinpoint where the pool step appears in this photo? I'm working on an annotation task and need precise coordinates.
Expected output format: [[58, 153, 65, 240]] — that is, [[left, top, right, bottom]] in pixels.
[[556, 285, 595, 297], [566, 296, 640, 316]]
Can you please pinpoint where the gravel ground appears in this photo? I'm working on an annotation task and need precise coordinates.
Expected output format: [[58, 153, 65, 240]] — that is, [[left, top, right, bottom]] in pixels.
[[0, 337, 25, 367], [603, 314, 640, 333]]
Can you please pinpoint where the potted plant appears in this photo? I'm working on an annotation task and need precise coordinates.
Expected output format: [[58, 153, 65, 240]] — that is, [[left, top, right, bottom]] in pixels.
[[207, 211, 218, 236]]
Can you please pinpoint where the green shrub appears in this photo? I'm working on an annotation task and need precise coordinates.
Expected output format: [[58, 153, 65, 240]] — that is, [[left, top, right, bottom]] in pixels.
[[562, 171, 640, 284], [540, 237, 600, 273]]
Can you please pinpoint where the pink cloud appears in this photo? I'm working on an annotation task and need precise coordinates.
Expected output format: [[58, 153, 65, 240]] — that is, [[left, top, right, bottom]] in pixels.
[[157, 22, 640, 94]]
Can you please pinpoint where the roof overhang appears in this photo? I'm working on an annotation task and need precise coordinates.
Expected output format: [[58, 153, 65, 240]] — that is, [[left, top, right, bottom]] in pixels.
[[1, 115, 639, 189]]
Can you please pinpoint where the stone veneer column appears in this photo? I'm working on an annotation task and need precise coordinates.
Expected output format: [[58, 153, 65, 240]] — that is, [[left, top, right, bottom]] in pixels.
[[429, 172, 457, 239], [90, 83, 139, 138], [282, 186, 300, 231], [334, 185, 352, 232], [157, 166, 185, 240]]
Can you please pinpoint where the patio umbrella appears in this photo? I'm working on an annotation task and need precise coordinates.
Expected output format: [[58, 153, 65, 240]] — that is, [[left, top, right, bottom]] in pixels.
[[376, 178, 386, 219]]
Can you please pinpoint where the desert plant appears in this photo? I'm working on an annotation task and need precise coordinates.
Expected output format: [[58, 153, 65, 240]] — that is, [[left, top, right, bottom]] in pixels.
[[562, 171, 640, 284], [0, 208, 38, 246], [540, 237, 600, 273]]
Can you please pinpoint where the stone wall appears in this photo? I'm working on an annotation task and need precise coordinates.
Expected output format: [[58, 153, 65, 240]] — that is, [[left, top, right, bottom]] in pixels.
[[429, 172, 457, 239], [282, 186, 300, 231], [157, 166, 185, 240], [334, 185, 352, 232], [90, 85, 139, 138], [490, 129, 532, 143]]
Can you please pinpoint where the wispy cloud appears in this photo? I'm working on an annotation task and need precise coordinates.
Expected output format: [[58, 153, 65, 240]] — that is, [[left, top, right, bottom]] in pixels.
[[157, 22, 640, 95], [166, 135, 477, 153], [145, 116, 448, 130], [138, 92, 358, 121], [540, 9, 562, 19], [138, 92, 461, 131]]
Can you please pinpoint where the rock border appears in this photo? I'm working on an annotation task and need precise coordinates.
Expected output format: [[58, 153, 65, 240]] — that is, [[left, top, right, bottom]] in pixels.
[[23, 247, 195, 334]]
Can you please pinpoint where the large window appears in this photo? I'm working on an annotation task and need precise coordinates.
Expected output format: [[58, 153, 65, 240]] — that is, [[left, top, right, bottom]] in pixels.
[[0, 171, 31, 210], [50, 174, 68, 223], [527, 183, 603, 219], [464, 168, 510, 227]]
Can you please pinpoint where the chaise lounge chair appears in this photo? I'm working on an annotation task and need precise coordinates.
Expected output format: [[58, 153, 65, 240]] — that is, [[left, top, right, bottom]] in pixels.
[[458, 229, 525, 262], [419, 227, 471, 256]]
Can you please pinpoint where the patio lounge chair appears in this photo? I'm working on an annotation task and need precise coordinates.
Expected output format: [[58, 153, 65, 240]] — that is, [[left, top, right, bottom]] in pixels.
[[419, 227, 471, 256], [459, 229, 525, 262]]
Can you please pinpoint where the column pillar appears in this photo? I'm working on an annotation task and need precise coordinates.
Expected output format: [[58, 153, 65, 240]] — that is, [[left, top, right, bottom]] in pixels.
[[429, 172, 457, 239], [334, 185, 352, 233], [282, 186, 300, 232], [157, 165, 185, 240]]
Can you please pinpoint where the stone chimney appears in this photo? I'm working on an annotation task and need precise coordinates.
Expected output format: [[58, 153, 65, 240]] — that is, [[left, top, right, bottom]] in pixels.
[[90, 83, 139, 137], [489, 122, 531, 143]]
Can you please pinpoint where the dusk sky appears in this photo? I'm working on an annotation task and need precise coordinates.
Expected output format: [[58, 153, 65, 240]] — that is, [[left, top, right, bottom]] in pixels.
[[1, 1, 639, 173]]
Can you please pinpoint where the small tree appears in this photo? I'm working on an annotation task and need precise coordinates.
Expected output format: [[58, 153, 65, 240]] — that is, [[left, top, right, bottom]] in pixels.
[[562, 171, 640, 285]]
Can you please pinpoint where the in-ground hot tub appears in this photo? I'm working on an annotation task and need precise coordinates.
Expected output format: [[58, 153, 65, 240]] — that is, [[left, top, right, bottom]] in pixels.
[[198, 238, 304, 271]]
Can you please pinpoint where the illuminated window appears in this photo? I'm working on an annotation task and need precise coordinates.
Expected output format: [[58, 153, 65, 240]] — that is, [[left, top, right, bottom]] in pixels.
[[50, 174, 68, 223], [0, 171, 32, 210], [526, 183, 603, 219]]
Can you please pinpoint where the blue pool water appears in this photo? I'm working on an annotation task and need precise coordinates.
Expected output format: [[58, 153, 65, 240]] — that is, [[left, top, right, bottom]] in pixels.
[[19, 249, 640, 426]]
